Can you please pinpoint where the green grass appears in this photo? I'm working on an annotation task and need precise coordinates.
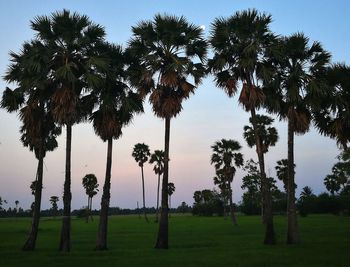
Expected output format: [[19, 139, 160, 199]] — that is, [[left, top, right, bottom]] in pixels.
[[0, 214, 349, 266]]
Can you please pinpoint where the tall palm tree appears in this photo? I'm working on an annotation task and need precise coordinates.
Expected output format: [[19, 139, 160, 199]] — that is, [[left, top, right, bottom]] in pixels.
[[82, 173, 99, 222], [167, 182, 175, 215], [1, 40, 60, 251], [243, 114, 278, 222], [265, 33, 330, 244], [132, 143, 151, 222], [149, 150, 165, 222], [209, 9, 277, 244], [28, 9, 107, 251], [211, 139, 244, 226], [49, 196, 59, 218], [127, 14, 207, 249], [90, 42, 143, 250], [313, 64, 350, 150]]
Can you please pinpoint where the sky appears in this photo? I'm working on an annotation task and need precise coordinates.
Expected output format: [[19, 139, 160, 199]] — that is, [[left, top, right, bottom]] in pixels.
[[0, 0, 349, 210]]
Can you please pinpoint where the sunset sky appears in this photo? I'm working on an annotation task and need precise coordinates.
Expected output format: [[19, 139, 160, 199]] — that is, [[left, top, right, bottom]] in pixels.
[[0, 0, 349, 210]]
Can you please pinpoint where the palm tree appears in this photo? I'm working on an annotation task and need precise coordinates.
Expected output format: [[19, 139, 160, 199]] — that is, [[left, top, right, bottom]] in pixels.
[[49, 196, 59, 218], [275, 159, 297, 193], [167, 182, 175, 216], [313, 64, 350, 150], [209, 9, 277, 244], [15, 200, 19, 212], [211, 139, 244, 226], [243, 114, 278, 222], [213, 172, 230, 218], [82, 174, 99, 222], [1, 41, 60, 251], [132, 143, 151, 222], [90, 43, 143, 250], [149, 150, 165, 222], [28, 9, 107, 251], [265, 33, 330, 244], [127, 14, 207, 249]]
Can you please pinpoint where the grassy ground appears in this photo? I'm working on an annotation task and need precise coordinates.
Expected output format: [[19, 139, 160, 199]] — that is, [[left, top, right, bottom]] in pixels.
[[0, 214, 349, 267]]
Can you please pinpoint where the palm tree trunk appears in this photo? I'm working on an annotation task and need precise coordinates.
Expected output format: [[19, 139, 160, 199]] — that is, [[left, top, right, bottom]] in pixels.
[[155, 117, 170, 249], [250, 108, 275, 245], [96, 138, 113, 250], [287, 119, 299, 244], [22, 150, 44, 251], [86, 196, 89, 223], [59, 123, 72, 252], [141, 166, 149, 222], [228, 186, 237, 226], [90, 197, 94, 222], [155, 174, 160, 223]]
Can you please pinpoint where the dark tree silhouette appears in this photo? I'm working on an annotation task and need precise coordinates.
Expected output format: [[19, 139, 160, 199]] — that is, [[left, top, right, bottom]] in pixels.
[[82, 174, 99, 222], [128, 14, 207, 249], [132, 143, 151, 223]]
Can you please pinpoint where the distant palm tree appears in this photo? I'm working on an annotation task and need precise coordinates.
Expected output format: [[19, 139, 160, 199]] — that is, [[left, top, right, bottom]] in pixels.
[[167, 182, 175, 216], [28, 9, 107, 252], [209, 9, 277, 244], [49, 196, 59, 218], [314, 64, 350, 150], [15, 200, 19, 212], [265, 33, 330, 244], [128, 14, 207, 249], [211, 139, 244, 225], [149, 150, 165, 222], [300, 186, 314, 200], [132, 143, 151, 223], [243, 114, 278, 222], [91, 43, 143, 250], [82, 174, 99, 222]]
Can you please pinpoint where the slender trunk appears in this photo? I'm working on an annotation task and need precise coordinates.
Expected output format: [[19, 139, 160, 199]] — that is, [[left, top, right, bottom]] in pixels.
[[155, 117, 170, 249], [287, 119, 299, 244], [137, 201, 141, 219], [86, 196, 89, 223], [90, 197, 94, 222], [168, 196, 171, 218], [141, 166, 149, 222], [96, 138, 113, 250], [250, 108, 275, 245], [155, 174, 160, 223], [228, 185, 237, 226], [22, 150, 44, 251], [59, 124, 72, 252]]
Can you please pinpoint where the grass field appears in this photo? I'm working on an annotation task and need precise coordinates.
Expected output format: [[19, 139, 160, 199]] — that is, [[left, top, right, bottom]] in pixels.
[[0, 214, 349, 267]]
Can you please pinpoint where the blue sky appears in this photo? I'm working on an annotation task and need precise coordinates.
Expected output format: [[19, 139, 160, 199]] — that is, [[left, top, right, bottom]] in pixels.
[[0, 0, 349, 210]]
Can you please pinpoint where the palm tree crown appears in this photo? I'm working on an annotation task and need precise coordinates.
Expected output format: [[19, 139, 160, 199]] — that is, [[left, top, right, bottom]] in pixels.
[[149, 150, 165, 175], [127, 14, 208, 118], [132, 143, 151, 167], [313, 64, 350, 150], [209, 9, 276, 110], [243, 114, 278, 153]]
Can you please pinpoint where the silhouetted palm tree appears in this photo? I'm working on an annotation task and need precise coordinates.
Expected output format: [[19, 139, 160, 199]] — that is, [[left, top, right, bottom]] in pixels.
[[82, 174, 99, 222], [167, 182, 175, 216], [243, 114, 278, 222], [132, 143, 151, 222], [1, 40, 60, 251], [149, 150, 165, 222], [314, 64, 350, 150], [90, 43, 143, 250], [128, 14, 207, 249], [209, 9, 277, 244], [265, 33, 330, 244], [211, 139, 244, 225], [49, 196, 59, 218], [27, 9, 107, 251]]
